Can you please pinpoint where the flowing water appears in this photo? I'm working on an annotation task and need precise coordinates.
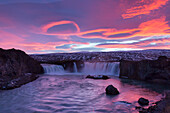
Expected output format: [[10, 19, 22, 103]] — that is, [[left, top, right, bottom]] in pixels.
[[82, 62, 120, 76], [42, 64, 65, 75], [42, 62, 120, 76], [0, 62, 168, 113], [73, 62, 78, 73]]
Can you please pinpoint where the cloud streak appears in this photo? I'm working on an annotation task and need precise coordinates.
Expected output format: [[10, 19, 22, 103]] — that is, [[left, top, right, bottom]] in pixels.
[[42, 20, 80, 35], [122, 0, 169, 19], [96, 38, 170, 49]]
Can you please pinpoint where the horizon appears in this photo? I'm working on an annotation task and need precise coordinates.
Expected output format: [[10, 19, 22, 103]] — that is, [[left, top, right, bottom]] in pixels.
[[29, 48, 170, 55], [0, 0, 170, 54]]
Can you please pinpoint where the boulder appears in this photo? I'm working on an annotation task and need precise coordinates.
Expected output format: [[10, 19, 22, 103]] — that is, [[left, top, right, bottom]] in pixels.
[[0, 48, 44, 89], [105, 85, 119, 95], [138, 97, 149, 106]]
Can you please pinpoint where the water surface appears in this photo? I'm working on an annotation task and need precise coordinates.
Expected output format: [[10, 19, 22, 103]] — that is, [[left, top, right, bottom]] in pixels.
[[0, 75, 166, 113]]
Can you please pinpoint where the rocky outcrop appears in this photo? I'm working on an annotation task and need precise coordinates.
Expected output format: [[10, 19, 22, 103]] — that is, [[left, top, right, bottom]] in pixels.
[[119, 56, 170, 84], [86, 75, 110, 80], [0, 48, 44, 89], [105, 85, 119, 95], [137, 90, 170, 113]]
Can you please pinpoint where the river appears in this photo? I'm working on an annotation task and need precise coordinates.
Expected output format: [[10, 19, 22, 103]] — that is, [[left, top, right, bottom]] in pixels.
[[0, 74, 168, 113]]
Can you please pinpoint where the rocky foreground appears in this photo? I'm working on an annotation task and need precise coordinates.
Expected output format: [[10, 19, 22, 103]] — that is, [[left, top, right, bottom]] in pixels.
[[0, 48, 44, 89], [137, 91, 170, 113]]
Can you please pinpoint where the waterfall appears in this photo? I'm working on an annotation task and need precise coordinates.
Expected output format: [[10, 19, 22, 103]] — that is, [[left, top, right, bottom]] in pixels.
[[41, 64, 65, 75], [73, 62, 78, 73], [82, 62, 119, 76], [41, 62, 120, 76]]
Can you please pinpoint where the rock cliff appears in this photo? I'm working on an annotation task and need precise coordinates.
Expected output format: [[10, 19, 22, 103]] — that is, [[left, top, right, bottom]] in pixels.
[[0, 48, 44, 89], [119, 56, 170, 84]]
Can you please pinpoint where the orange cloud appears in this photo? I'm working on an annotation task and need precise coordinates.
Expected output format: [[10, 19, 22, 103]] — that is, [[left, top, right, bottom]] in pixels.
[[86, 16, 170, 39], [103, 29, 140, 39], [40, 16, 170, 40], [41, 20, 80, 35], [137, 16, 169, 36], [122, 0, 169, 19]]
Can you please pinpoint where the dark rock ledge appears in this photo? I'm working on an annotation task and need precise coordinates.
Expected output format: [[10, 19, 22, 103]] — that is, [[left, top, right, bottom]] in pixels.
[[119, 56, 170, 84], [0, 48, 44, 90]]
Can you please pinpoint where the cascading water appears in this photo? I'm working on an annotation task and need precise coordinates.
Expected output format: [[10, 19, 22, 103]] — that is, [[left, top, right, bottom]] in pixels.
[[41, 62, 120, 76], [82, 62, 120, 76], [73, 62, 78, 73], [41, 64, 65, 75]]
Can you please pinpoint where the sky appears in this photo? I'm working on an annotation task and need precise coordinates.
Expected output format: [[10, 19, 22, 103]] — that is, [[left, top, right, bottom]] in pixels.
[[0, 0, 170, 54]]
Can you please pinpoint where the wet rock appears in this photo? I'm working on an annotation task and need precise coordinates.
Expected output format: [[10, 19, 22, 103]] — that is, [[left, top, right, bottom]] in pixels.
[[86, 75, 110, 80], [137, 91, 170, 113], [0, 48, 44, 90], [135, 106, 142, 110], [138, 97, 149, 106], [102, 75, 110, 79], [86, 75, 94, 79], [105, 85, 119, 95]]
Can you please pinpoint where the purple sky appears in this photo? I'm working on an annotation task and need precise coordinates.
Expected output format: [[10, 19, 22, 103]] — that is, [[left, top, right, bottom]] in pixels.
[[0, 0, 170, 53]]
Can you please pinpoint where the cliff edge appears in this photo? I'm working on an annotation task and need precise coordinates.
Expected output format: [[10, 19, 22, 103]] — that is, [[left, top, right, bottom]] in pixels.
[[119, 56, 170, 84], [0, 48, 44, 89]]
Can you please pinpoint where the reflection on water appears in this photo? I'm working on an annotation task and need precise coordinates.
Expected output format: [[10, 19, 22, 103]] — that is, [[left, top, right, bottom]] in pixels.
[[0, 75, 167, 113]]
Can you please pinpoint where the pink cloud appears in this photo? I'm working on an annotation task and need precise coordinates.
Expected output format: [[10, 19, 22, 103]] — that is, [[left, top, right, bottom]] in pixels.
[[41, 20, 80, 35], [122, 0, 169, 19]]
